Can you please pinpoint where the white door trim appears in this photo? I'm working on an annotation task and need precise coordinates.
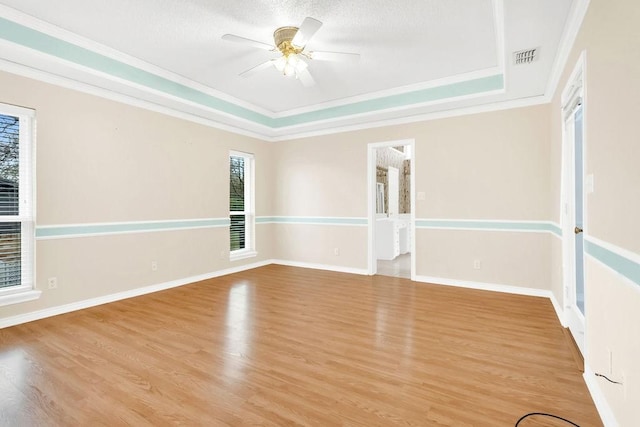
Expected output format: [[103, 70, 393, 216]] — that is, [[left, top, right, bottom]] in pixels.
[[560, 50, 587, 356], [367, 138, 416, 279]]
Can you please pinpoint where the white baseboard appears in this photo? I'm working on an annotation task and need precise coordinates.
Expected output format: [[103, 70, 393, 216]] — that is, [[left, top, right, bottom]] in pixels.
[[271, 259, 369, 276], [0, 259, 272, 329], [414, 274, 566, 328], [584, 365, 619, 427], [413, 275, 553, 299], [549, 291, 566, 326]]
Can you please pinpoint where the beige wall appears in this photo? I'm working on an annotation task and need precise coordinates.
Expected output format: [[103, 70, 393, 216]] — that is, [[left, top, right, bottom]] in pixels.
[[274, 104, 550, 220], [586, 257, 640, 424], [273, 224, 368, 271], [411, 106, 551, 221], [0, 70, 274, 319], [273, 105, 552, 285], [417, 229, 550, 290], [549, 0, 640, 424]]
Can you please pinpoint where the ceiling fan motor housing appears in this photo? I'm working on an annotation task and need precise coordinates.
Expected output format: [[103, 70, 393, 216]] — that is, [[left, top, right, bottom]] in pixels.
[[274, 26, 301, 53]]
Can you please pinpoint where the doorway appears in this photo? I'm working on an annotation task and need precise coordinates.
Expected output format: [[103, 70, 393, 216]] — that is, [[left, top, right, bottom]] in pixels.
[[367, 139, 416, 280], [561, 53, 586, 355]]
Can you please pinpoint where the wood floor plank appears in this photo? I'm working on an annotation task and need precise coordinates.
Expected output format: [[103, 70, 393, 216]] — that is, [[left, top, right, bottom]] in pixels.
[[0, 265, 601, 426]]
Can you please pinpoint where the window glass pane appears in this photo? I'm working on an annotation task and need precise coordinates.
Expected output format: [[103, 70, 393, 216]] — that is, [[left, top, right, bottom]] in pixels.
[[0, 222, 21, 288], [230, 214, 245, 251], [230, 156, 245, 212], [0, 114, 19, 216]]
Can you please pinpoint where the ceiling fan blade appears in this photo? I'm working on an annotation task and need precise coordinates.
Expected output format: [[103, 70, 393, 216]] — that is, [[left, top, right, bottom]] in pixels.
[[222, 34, 274, 51], [310, 51, 360, 62], [297, 68, 316, 87], [292, 17, 323, 47], [239, 60, 275, 78]]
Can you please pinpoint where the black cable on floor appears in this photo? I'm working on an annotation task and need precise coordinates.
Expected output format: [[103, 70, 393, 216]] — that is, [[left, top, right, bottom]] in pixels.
[[515, 412, 580, 426], [595, 372, 623, 385]]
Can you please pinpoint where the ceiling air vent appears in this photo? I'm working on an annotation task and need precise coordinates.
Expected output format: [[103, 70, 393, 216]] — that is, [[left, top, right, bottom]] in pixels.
[[513, 48, 539, 65]]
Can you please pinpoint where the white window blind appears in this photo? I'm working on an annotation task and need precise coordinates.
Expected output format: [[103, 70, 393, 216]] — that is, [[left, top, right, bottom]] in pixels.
[[0, 105, 35, 299]]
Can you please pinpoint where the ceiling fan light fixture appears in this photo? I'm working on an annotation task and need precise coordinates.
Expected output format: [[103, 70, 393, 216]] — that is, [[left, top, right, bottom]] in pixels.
[[284, 62, 295, 77], [287, 54, 299, 67], [274, 53, 308, 78], [273, 56, 286, 72], [296, 58, 308, 71]]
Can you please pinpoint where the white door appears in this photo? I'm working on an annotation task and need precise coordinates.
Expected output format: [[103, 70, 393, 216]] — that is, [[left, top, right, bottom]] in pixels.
[[387, 166, 399, 217], [563, 103, 586, 354], [574, 106, 586, 316]]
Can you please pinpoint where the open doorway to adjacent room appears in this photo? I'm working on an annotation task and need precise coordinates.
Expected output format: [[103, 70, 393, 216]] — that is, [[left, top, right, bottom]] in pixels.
[[367, 139, 415, 279]]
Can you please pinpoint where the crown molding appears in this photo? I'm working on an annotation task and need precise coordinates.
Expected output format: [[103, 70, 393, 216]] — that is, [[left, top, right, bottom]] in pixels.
[[273, 95, 548, 141], [544, 0, 591, 101]]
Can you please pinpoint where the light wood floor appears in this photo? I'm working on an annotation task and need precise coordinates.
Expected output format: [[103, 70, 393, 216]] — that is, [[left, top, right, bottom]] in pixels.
[[0, 265, 601, 426], [377, 253, 411, 278]]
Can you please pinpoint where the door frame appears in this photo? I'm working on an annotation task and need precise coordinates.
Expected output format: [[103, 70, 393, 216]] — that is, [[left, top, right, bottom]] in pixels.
[[367, 139, 416, 279], [560, 51, 587, 355]]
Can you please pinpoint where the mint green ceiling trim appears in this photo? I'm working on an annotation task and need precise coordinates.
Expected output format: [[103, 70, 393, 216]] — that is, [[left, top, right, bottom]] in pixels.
[[585, 240, 640, 287], [415, 219, 559, 234], [0, 17, 271, 126], [35, 218, 229, 239], [0, 17, 504, 129], [257, 216, 367, 225], [273, 74, 504, 128]]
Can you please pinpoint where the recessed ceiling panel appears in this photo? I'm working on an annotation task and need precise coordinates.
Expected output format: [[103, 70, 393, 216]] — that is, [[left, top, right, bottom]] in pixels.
[[0, 0, 498, 112], [0, 0, 579, 139]]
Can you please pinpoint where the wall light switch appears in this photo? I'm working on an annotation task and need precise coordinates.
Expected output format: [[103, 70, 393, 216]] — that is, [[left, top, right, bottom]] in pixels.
[[586, 174, 594, 194]]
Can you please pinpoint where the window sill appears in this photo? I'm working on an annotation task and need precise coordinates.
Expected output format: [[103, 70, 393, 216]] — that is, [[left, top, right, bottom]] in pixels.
[[0, 289, 42, 307], [230, 249, 258, 262]]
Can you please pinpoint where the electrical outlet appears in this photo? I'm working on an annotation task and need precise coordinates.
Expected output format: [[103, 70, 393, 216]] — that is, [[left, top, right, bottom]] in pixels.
[[334, 248, 340, 256], [151, 261, 158, 271], [473, 260, 481, 270], [47, 277, 58, 289]]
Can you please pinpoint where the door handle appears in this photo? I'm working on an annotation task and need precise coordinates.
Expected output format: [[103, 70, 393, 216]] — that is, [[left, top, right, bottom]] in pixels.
[[574, 226, 583, 234]]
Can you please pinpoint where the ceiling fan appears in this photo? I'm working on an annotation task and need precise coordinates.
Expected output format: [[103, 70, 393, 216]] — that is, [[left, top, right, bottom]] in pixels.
[[222, 17, 360, 87]]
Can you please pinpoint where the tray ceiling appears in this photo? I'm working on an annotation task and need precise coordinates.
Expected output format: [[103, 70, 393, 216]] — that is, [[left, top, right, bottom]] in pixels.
[[0, 0, 577, 139]]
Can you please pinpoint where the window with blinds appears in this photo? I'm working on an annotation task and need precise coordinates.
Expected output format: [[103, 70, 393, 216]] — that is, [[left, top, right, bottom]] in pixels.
[[229, 151, 254, 259], [230, 155, 246, 251], [0, 106, 34, 298]]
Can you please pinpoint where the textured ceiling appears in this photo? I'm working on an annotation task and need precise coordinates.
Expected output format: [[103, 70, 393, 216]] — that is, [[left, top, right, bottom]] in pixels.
[[0, 0, 576, 138]]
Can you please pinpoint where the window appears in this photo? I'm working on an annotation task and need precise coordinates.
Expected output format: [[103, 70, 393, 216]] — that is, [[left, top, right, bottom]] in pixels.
[[0, 103, 38, 307], [229, 151, 255, 260]]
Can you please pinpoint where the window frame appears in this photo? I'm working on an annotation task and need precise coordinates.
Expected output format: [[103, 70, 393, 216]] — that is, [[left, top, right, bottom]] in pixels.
[[229, 150, 256, 261], [0, 102, 40, 307]]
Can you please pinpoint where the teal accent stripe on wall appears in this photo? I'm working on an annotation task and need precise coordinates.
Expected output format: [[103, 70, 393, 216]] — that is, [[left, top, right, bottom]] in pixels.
[[272, 74, 504, 128], [0, 17, 504, 128], [257, 217, 367, 225], [415, 220, 559, 234], [585, 240, 640, 287], [258, 218, 559, 231], [549, 223, 563, 236], [36, 219, 229, 239]]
